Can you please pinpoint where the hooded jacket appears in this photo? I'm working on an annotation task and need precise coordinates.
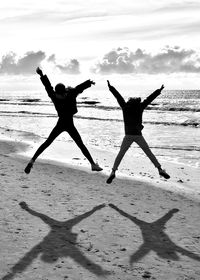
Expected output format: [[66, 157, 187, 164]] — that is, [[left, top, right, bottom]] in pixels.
[[108, 85, 162, 135], [40, 75, 92, 119]]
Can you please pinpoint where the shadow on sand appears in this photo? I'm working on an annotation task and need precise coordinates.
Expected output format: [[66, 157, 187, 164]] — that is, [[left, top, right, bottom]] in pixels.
[[109, 204, 200, 265], [2, 202, 109, 280]]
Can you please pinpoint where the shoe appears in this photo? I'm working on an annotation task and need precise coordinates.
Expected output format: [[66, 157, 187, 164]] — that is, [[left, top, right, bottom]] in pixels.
[[106, 172, 116, 184], [24, 161, 33, 174], [159, 169, 170, 179], [91, 163, 103, 172]]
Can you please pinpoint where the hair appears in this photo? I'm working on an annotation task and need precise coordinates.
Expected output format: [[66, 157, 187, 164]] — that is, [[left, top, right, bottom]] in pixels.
[[55, 83, 66, 94], [126, 97, 141, 107]]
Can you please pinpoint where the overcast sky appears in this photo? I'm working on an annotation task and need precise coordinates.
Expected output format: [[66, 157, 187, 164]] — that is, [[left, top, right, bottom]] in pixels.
[[0, 0, 200, 90]]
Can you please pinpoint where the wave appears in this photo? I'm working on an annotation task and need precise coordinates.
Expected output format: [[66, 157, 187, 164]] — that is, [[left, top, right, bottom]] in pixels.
[[0, 110, 199, 127], [75, 115, 200, 127], [0, 126, 199, 153], [150, 145, 200, 152], [19, 98, 41, 102], [147, 106, 200, 112], [78, 102, 200, 112], [0, 101, 49, 106], [76, 103, 200, 113], [0, 111, 56, 117], [1, 98, 200, 112]]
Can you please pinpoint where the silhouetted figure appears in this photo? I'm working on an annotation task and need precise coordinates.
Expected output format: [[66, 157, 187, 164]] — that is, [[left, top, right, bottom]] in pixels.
[[24, 67, 102, 174], [2, 202, 109, 280], [109, 204, 200, 265], [106, 81, 170, 183]]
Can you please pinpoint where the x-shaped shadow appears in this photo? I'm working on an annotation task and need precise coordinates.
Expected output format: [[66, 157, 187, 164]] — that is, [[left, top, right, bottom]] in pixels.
[[109, 204, 200, 265], [3, 202, 109, 280]]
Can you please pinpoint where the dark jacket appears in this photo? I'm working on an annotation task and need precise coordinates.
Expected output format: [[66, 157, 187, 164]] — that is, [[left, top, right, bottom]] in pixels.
[[40, 75, 92, 119], [108, 85, 162, 135]]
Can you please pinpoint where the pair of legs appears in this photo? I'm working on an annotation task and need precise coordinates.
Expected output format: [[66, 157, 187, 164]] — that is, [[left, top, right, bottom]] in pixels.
[[107, 134, 170, 183], [25, 118, 102, 174]]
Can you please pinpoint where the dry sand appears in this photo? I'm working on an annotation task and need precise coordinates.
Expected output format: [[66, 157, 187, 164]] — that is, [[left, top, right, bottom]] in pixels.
[[0, 139, 200, 280]]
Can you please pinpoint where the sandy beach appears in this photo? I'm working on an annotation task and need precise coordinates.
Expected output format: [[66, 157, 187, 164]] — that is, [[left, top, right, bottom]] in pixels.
[[1, 1, 200, 279], [0, 139, 200, 280]]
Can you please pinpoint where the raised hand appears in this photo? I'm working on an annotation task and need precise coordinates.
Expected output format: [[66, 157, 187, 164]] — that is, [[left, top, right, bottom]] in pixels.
[[107, 80, 111, 88], [36, 67, 43, 76], [89, 79, 95, 85], [160, 84, 164, 91]]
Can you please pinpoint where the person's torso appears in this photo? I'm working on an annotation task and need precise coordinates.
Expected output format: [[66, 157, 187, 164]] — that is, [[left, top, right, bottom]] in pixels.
[[52, 92, 77, 118], [122, 105, 144, 135]]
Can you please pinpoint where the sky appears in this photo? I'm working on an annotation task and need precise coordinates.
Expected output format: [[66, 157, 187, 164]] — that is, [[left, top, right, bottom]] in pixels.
[[0, 0, 200, 91]]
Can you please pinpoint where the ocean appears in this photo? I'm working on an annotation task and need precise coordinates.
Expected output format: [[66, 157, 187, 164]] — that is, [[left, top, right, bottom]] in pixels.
[[0, 89, 199, 168]]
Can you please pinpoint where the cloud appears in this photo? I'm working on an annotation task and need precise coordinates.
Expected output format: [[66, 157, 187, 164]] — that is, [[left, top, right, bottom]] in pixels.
[[137, 46, 200, 74], [0, 9, 107, 25], [92, 46, 200, 74], [1, 46, 200, 76], [47, 55, 80, 74], [47, 54, 56, 63], [0, 51, 46, 75], [91, 47, 136, 74], [55, 59, 80, 74], [155, 0, 200, 13], [0, 51, 81, 75]]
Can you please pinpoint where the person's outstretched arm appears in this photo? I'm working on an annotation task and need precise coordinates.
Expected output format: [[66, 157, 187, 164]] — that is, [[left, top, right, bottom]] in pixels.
[[36, 67, 54, 98], [74, 79, 95, 96], [109, 204, 143, 225], [19, 201, 57, 226], [154, 208, 179, 227], [66, 204, 105, 227], [107, 80, 126, 108], [142, 84, 164, 109]]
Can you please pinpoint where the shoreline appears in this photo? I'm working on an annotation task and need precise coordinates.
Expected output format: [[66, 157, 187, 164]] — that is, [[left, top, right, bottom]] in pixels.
[[0, 112, 199, 171], [3, 134, 200, 201]]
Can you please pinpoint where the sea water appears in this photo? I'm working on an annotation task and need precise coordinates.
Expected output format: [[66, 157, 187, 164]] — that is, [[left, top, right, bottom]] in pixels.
[[0, 89, 199, 168]]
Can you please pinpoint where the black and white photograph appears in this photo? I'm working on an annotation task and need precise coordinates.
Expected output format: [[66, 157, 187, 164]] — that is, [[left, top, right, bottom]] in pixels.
[[0, 1, 200, 279]]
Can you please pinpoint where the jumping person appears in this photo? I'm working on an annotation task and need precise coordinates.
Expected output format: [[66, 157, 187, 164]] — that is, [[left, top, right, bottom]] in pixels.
[[106, 80, 170, 184], [24, 67, 102, 174]]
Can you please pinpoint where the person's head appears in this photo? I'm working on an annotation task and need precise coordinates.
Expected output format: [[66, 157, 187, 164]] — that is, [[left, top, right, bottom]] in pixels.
[[126, 97, 141, 108], [55, 83, 66, 95]]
